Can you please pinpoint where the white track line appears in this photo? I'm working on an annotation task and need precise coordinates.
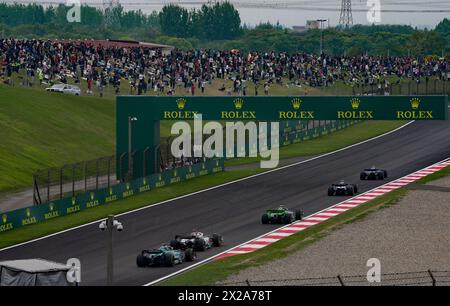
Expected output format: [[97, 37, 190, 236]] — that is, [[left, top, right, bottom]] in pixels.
[[144, 156, 450, 286], [0, 121, 417, 253]]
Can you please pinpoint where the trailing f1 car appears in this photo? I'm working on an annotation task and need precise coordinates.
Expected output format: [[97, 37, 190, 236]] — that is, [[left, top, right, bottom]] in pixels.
[[136, 245, 196, 267], [328, 181, 358, 196], [360, 166, 388, 180], [261, 206, 303, 224], [170, 231, 224, 252]]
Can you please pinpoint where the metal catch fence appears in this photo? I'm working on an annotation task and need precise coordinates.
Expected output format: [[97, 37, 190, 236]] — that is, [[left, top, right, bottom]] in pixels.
[[32, 120, 346, 205], [218, 270, 450, 286]]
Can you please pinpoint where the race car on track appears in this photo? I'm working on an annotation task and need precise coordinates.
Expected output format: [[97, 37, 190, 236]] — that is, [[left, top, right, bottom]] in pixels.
[[170, 231, 224, 251], [328, 180, 358, 196], [360, 166, 388, 180], [261, 206, 304, 224], [136, 245, 196, 267]]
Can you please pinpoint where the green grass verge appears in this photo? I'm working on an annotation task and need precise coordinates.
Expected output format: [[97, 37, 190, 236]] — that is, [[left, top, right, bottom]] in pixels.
[[225, 121, 407, 167], [0, 168, 263, 249], [160, 188, 409, 286], [415, 165, 450, 184]]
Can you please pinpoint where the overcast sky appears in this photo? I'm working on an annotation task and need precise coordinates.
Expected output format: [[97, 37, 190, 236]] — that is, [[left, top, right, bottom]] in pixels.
[[12, 0, 450, 28]]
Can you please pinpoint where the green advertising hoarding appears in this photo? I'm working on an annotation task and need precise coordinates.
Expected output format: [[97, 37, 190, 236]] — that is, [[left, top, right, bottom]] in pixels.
[[117, 95, 447, 121], [0, 159, 224, 234], [118, 95, 442, 179]]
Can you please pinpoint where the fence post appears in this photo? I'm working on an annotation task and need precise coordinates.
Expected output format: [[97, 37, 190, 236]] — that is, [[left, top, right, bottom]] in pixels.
[[33, 174, 42, 205], [59, 167, 63, 199], [166, 136, 172, 167], [33, 174, 37, 205], [119, 153, 126, 182], [143, 147, 151, 177], [96, 158, 99, 190], [428, 270, 437, 286], [153, 146, 159, 174], [107, 157, 111, 190], [337, 275, 345, 286], [245, 279, 251, 286], [84, 161, 87, 192], [72, 164, 76, 198], [47, 169, 50, 203]]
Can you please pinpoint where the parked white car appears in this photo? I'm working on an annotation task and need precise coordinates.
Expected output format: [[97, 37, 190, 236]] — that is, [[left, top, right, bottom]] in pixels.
[[45, 84, 81, 96]]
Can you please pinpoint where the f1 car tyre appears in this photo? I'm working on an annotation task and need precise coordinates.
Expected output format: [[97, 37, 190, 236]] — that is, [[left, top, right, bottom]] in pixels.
[[261, 214, 270, 224], [353, 185, 358, 193], [328, 188, 334, 196], [136, 254, 147, 267], [170, 239, 180, 249], [194, 238, 206, 251], [383, 170, 388, 178], [185, 248, 196, 262], [360, 173, 366, 180], [295, 210, 303, 220], [212, 234, 224, 247], [164, 252, 175, 267], [283, 214, 293, 224], [348, 187, 354, 196]]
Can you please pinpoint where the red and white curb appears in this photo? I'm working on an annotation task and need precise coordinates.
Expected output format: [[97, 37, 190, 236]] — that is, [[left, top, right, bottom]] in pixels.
[[215, 159, 450, 260]]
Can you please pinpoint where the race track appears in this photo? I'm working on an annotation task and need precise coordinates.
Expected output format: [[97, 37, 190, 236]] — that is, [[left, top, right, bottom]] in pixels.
[[1, 112, 449, 286]]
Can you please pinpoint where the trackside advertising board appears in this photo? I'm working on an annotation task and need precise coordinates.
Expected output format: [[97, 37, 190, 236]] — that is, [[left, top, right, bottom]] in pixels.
[[117, 95, 448, 121], [116, 95, 447, 179], [0, 159, 224, 233]]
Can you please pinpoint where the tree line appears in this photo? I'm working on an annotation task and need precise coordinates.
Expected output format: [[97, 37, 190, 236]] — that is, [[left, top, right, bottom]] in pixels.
[[0, 2, 448, 57], [0, 3, 159, 30]]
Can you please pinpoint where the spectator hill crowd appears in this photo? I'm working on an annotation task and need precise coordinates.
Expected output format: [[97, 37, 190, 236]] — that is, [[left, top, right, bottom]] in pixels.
[[1, 39, 449, 97]]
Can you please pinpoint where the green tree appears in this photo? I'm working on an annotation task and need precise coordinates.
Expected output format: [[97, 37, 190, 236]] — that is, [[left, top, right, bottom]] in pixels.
[[435, 18, 450, 33], [158, 4, 190, 37]]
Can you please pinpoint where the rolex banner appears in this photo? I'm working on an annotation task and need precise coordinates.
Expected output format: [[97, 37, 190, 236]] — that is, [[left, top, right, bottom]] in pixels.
[[0, 159, 224, 233], [118, 95, 448, 122]]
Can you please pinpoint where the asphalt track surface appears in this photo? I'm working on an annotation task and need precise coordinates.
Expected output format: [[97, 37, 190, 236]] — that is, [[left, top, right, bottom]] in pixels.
[[0, 113, 449, 286]]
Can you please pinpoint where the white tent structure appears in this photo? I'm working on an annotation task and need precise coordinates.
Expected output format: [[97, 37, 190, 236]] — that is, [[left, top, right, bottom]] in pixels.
[[0, 259, 76, 286]]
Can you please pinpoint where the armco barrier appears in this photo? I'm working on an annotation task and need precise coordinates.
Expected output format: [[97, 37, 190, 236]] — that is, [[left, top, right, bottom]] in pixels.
[[0, 159, 224, 233]]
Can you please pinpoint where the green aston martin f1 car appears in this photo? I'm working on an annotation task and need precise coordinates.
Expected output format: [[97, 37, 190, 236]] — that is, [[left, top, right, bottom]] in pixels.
[[261, 206, 304, 224]]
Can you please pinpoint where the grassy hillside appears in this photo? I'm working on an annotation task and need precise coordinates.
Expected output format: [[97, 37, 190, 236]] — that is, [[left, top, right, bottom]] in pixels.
[[0, 84, 115, 192], [0, 82, 409, 194]]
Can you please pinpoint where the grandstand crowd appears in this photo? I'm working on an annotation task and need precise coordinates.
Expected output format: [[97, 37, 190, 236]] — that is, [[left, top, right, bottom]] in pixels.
[[1, 38, 449, 96]]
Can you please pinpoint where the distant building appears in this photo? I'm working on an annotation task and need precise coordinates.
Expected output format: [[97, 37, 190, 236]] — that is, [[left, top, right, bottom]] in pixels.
[[292, 20, 321, 33], [51, 39, 174, 55], [306, 20, 321, 30]]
